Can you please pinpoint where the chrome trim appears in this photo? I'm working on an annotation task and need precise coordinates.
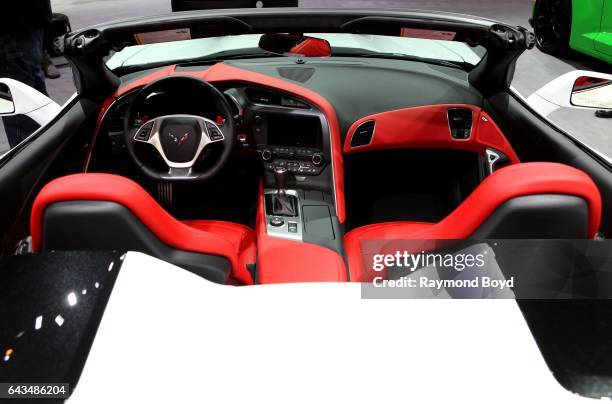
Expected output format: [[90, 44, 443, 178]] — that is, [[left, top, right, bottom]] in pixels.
[[447, 108, 473, 141], [132, 114, 224, 169], [350, 119, 376, 148], [485, 148, 501, 175], [264, 189, 302, 242], [224, 90, 244, 119]]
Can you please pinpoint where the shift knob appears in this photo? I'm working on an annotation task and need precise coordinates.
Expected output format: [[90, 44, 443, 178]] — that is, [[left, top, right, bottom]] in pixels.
[[274, 166, 287, 195]]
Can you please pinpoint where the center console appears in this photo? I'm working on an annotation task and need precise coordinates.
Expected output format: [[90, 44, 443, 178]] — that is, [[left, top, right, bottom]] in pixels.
[[256, 114, 327, 176], [251, 111, 339, 249], [231, 85, 343, 258], [264, 166, 302, 240], [226, 85, 347, 283]]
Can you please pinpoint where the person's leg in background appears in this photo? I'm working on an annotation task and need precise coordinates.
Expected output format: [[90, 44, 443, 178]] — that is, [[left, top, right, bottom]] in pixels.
[[43, 50, 60, 79], [0, 27, 47, 148], [42, 21, 60, 80]]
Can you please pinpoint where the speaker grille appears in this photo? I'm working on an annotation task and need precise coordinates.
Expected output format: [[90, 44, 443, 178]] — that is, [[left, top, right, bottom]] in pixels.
[[277, 67, 315, 83]]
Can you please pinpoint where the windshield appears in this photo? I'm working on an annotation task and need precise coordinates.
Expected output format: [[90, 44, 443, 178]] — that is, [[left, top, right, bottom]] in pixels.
[[106, 33, 486, 72]]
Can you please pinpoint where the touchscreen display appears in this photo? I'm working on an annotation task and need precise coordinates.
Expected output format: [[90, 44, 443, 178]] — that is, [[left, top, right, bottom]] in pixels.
[[267, 115, 322, 148]]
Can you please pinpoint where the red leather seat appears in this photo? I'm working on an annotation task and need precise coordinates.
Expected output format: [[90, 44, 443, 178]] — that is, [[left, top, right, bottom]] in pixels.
[[31, 174, 256, 285], [345, 163, 602, 282], [182, 220, 256, 284]]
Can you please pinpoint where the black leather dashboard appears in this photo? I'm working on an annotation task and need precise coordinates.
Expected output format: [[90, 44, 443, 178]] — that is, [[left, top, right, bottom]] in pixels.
[[225, 56, 484, 138]]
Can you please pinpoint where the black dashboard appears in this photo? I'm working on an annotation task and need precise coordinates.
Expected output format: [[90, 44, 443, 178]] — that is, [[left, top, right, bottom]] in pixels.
[[226, 57, 484, 136], [225, 85, 332, 190], [225, 86, 328, 178], [113, 55, 483, 145], [97, 56, 484, 195], [97, 81, 333, 192]]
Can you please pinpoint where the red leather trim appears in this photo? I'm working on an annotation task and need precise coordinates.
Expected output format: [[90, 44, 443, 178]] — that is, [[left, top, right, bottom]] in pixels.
[[104, 63, 346, 223], [343, 104, 520, 164], [83, 96, 115, 172], [345, 163, 602, 282], [345, 221, 434, 282], [257, 236, 348, 284], [255, 182, 348, 284], [31, 173, 256, 284], [182, 220, 256, 285]]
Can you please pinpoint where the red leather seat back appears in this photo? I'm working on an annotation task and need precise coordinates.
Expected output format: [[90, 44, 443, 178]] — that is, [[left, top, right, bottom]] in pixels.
[[31, 174, 256, 284], [345, 163, 602, 281]]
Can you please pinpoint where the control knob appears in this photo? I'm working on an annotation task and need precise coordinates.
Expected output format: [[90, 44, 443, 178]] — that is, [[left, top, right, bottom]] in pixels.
[[311, 152, 324, 166], [261, 149, 273, 162]]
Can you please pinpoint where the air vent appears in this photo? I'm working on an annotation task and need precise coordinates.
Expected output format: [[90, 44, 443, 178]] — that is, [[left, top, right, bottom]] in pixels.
[[106, 102, 129, 133], [278, 67, 315, 83], [447, 108, 473, 140], [351, 120, 375, 147]]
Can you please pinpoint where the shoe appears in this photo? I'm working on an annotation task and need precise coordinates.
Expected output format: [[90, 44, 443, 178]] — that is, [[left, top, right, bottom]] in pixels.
[[595, 110, 612, 118]]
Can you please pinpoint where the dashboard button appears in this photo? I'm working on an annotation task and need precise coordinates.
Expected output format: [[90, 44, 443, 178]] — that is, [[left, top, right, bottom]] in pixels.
[[270, 217, 285, 227], [206, 123, 224, 141], [135, 122, 154, 141], [261, 149, 273, 161]]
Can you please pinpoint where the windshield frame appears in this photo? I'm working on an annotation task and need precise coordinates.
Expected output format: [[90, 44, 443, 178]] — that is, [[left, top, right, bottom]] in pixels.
[[64, 8, 533, 98], [106, 32, 487, 75]]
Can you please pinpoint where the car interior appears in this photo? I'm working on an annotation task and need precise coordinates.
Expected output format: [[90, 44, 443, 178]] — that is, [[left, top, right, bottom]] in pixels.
[[0, 12, 610, 287]]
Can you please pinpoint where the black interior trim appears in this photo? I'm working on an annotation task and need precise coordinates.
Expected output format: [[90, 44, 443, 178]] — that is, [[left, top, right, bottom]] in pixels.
[[42, 201, 231, 284], [472, 194, 589, 239], [344, 149, 482, 231], [0, 98, 98, 254]]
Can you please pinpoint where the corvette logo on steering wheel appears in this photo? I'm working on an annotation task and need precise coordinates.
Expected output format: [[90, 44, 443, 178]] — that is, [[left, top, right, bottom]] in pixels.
[[168, 132, 190, 146]]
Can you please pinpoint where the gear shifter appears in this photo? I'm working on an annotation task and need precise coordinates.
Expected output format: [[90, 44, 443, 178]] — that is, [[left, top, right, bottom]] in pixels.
[[275, 166, 287, 196], [271, 166, 297, 217]]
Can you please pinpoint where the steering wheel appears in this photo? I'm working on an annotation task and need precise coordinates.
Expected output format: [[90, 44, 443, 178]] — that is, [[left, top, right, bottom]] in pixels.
[[124, 76, 235, 182]]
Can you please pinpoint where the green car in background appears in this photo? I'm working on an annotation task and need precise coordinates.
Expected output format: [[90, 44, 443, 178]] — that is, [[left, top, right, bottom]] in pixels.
[[531, 0, 612, 63]]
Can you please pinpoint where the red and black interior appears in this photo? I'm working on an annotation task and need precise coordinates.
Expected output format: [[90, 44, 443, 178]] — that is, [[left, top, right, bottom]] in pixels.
[[17, 63, 601, 285], [3, 60, 606, 285], [2, 13, 612, 399], [30, 173, 257, 285]]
